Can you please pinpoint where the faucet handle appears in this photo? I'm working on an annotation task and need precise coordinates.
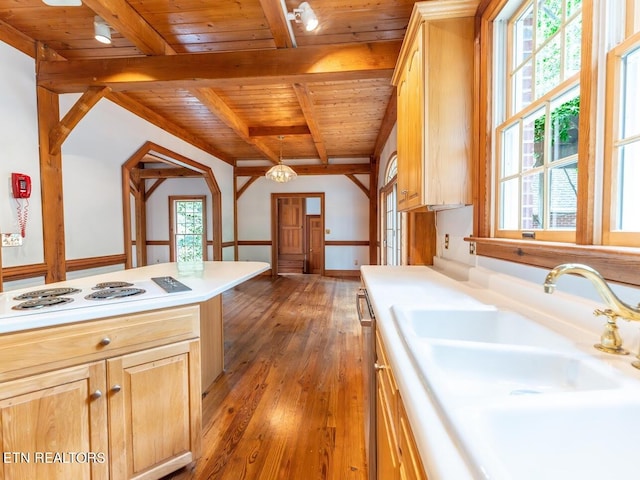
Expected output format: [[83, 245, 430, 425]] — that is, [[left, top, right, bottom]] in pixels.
[[594, 308, 619, 322]]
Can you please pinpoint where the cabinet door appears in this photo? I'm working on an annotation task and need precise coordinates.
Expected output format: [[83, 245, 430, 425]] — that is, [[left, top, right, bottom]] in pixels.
[[0, 362, 108, 480], [398, 400, 427, 480], [107, 340, 201, 480], [397, 24, 424, 211]]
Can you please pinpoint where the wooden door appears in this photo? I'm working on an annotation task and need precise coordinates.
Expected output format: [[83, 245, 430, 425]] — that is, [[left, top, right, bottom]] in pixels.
[[107, 341, 201, 480], [0, 362, 109, 480], [305, 215, 324, 274], [278, 197, 305, 273]]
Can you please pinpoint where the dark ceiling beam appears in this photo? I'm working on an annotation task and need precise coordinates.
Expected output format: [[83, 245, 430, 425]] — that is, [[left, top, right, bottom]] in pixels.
[[37, 41, 402, 94], [249, 125, 311, 137], [236, 163, 371, 177]]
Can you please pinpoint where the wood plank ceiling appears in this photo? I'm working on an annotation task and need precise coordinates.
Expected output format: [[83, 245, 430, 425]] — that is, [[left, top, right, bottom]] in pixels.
[[0, 0, 419, 168]]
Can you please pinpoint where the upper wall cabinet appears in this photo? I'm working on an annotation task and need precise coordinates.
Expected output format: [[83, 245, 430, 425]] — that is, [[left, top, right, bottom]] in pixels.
[[392, 0, 477, 211]]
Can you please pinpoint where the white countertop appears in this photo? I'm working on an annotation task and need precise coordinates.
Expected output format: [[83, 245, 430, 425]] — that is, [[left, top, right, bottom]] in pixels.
[[361, 265, 485, 479], [0, 261, 269, 334], [361, 262, 640, 479]]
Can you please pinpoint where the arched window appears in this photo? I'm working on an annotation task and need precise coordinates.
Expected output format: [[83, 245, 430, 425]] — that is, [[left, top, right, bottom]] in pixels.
[[380, 155, 401, 265]]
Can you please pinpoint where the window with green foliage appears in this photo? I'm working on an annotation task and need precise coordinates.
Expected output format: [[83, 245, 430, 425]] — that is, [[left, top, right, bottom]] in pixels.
[[495, 0, 581, 240], [171, 197, 207, 263]]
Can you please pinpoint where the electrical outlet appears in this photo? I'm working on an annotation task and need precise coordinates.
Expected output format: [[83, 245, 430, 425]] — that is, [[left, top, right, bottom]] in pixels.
[[354, 259, 358, 266], [444, 233, 449, 249], [1, 233, 22, 247], [469, 241, 476, 255]]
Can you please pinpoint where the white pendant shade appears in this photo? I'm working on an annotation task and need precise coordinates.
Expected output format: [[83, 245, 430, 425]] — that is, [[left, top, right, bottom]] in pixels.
[[266, 164, 297, 183]]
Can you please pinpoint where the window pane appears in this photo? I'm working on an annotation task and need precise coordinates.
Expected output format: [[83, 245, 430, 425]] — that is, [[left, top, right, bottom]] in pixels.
[[502, 123, 521, 177], [617, 142, 640, 231], [550, 90, 580, 162], [549, 161, 578, 228], [175, 199, 204, 262], [514, 5, 534, 65], [566, 0, 582, 18], [522, 171, 543, 229], [500, 178, 520, 229], [523, 108, 545, 171], [537, 0, 562, 48], [512, 61, 533, 112], [622, 46, 640, 139], [564, 16, 582, 78], [536, 35, 561, 98]]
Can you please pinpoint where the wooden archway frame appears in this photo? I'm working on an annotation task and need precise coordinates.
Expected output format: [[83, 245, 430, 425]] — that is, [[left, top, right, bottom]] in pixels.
[[122, 141, 223, 268]]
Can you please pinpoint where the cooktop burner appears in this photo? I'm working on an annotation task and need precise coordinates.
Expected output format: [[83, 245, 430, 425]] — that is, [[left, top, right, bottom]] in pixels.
[[85, 287, 146, 300], [92, 281, 134, 290], [12, 297, 74, 310], [13, 287, 81, 300]]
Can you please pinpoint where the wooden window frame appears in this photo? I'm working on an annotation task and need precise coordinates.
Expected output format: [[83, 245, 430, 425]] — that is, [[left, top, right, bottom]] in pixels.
[[473, 0, 640, 287], [169, 195, 208, 262], [603, 31, 640, 247]]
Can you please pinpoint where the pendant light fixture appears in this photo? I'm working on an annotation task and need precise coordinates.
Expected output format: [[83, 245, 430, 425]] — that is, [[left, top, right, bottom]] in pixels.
[[266, 136, 297, 183]]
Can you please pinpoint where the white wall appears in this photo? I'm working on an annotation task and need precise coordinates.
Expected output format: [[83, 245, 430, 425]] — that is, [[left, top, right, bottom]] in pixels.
[[237, 174, 370, 270], [0, 41, 234, 285], [0, 41, 44, 268]]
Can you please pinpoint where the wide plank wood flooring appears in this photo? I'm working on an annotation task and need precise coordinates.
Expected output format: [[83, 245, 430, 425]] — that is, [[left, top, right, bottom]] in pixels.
[[164, 274, 368, 480]]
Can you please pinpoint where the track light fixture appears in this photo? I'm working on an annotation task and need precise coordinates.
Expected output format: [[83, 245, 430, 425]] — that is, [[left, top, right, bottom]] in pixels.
[[287, 2, 319, 32], [94, 16, 112, 44], [42, 0, 82, 6]]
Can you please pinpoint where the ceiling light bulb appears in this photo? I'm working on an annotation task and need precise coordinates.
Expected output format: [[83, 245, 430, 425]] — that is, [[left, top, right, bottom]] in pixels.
[[94, 16, 112, 44]]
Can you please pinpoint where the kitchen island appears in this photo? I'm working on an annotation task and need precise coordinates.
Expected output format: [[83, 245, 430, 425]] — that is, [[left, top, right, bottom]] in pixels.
[[0, 261, 269, 480]]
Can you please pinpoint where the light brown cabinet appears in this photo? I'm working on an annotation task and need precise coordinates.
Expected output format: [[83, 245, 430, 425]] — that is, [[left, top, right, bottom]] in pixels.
[[392, 0, 476, 211], [0, 306, 201, 480], [375, 331, 427, 480]]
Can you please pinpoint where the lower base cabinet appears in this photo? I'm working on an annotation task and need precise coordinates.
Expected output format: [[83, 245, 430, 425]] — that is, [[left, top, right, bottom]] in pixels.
[[0, 306, 202, 480], [0, 362, 109, 480], [376, 331, 427, 480]]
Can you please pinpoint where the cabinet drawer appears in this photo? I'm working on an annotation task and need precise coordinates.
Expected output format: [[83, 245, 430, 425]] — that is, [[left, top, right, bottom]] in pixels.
[[0, 305, 200, 380]]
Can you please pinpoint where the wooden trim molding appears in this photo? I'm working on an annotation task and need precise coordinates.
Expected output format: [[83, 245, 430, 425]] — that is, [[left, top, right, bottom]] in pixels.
[[66, 254, 127, 272], [238, 240, 272, 246], [325, 241, 370, 247], [469, 237, 640, 287], [324, 269, 361, 278], [1, 263, 48, 283]]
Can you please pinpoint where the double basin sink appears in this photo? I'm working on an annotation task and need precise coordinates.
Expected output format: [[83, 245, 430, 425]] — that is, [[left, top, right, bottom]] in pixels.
[[392, 305, 640, 479]]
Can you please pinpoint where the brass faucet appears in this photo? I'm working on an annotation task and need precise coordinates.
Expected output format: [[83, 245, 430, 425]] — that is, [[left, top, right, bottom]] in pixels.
[[543, 263, 640, 355]]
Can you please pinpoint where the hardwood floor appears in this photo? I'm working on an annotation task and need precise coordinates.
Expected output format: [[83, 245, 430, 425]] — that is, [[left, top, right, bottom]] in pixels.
[[164, 274, 368, 480]]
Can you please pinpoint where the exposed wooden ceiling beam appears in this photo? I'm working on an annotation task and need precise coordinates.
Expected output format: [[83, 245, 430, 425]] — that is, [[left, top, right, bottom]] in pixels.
[[0, 19, 35, 58], [249, 125, 311, 137], [49, 86, 111, 154], [193, 88, 280, 164], [258, 0, 293, 48], [82, 0, 174, 55], [107, 91, 234, 164], [373, 89, 398, 160], [236, 163, 371, 176], [292, 83, 328, 164], [84, 0, 279, 163], [37, 41, 401, 94], [137, 167, 202, 179]]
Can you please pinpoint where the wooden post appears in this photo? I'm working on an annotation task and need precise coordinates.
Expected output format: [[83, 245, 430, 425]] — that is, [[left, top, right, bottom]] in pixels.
[[36, 86, 66, 283]]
